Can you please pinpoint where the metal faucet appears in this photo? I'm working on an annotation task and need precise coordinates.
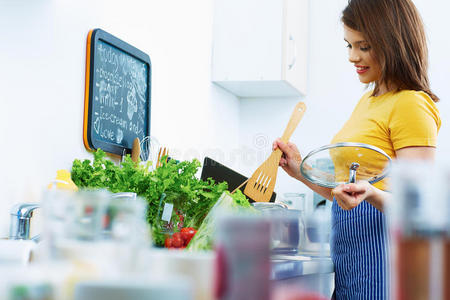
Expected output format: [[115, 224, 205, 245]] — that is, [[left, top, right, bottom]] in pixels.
[[9, 203, 41, 242]]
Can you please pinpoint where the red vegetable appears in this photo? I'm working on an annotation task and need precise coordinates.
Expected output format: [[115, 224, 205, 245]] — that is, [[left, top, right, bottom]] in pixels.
[[164, 237, 173, 248], [180, 227, 197, 246], [171, 232, 184, 248], [164, 228, 197, 249], [180, 231, 190, 244]]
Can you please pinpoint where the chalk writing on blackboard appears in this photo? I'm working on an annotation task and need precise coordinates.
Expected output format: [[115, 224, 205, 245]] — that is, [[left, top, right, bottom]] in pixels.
[[84, 28, 151, 155], [92, 40, 148, 144]]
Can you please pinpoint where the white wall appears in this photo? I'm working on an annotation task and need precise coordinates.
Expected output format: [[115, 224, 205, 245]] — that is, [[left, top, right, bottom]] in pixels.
[[237, 0, 450, 205], [0, 0, 241, 237], [414, 0, 450, 161]]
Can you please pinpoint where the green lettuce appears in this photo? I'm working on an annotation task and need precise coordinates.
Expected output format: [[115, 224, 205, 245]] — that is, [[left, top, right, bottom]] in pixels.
[[71, 149, 228, 246]]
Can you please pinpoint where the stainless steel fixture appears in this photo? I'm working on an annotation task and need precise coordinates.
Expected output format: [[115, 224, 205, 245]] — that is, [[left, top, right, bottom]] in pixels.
[[9, 203, 40, 242], [348, 162, 360, 183]]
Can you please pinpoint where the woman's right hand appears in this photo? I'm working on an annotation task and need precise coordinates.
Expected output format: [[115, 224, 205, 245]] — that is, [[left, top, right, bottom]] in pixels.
[[274, 139, 335, 202], [273, 138, 303, 179]]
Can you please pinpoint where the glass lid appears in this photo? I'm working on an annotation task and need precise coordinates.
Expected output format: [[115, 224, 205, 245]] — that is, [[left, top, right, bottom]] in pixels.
[[300, 142, 392, 188]]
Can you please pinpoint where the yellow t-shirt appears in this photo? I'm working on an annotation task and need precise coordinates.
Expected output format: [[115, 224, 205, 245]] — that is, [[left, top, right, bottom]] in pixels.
[[330, 90, 441, 191]]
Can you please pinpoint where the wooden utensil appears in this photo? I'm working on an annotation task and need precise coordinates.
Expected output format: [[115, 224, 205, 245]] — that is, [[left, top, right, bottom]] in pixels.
[[231, 178, 249, 194], [156, 148, 163, 168], [244, 102, 306, 202], [131, 137, 141, 163], [156, 147, 169, 168]]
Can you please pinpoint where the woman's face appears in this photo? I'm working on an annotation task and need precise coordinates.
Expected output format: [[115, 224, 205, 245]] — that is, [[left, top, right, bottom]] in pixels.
[[344, 26, 382, 84]]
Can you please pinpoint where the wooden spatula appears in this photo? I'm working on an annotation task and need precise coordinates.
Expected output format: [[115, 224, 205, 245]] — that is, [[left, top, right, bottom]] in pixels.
[[244, 102, 306, 202]]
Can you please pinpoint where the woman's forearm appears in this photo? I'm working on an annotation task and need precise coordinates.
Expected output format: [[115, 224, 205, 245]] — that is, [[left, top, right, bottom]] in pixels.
[[293, 172, 334, 201], [366, 187, 391, 212]]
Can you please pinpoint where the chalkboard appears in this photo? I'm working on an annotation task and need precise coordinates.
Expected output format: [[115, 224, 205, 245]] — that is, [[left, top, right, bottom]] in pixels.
[[83, 28, 151, 156]]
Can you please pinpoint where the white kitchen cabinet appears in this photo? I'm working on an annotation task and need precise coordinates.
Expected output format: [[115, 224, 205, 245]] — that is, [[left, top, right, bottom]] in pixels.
[[212, 0, 309, 98]]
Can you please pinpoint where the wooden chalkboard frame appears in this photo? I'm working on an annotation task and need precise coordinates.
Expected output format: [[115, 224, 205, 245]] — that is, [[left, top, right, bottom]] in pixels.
[[83, 28, 151, 156]]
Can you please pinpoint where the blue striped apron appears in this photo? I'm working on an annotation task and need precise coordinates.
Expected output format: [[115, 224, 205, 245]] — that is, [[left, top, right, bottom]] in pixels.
[[330, 199, 389, 299]]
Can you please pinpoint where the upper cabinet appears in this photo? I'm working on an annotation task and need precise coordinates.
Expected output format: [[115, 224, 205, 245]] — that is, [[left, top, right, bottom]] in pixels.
[[212, 0, 309, 98]]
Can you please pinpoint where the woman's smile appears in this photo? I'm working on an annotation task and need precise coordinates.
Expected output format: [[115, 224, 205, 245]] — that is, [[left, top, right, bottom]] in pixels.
[[355, 65, 370, 74]]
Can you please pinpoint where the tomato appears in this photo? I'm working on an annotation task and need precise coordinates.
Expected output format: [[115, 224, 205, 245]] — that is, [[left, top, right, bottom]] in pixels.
[[171, 233, 184, 248], [181, 227, 196, 234], [165, 228, 198, 248], [164, 237, 173, 248], [180, 227, 197, 246], [172, 238, 183, 248], [180, 231, 190, 245], [172, 232, 182, 240]]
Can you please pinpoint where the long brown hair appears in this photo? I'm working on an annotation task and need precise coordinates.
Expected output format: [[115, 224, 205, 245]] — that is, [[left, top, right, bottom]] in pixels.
[[342, 0, 439, 102]]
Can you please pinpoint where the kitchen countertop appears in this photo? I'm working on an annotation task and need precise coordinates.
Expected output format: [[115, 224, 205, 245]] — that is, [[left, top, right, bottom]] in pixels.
[[271, 253, 334, 280]]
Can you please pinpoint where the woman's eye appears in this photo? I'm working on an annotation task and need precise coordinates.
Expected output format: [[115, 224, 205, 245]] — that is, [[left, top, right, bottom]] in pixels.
[[360, 46, 371, 51], [346, 44, 352, 49]]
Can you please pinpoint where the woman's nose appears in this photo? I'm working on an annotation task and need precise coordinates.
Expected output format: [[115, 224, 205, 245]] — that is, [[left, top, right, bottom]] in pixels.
[[348, 49, 361, 63]]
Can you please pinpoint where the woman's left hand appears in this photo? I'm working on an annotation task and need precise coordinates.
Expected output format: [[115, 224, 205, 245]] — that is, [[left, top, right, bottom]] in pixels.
[[331, 181, 374, 210]]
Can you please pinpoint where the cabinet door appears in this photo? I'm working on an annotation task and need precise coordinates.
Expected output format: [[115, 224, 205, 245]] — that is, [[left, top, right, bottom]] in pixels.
[[283, 0, 308, 95], [211, 0, 308, 97], [212, 0, 283, 81]]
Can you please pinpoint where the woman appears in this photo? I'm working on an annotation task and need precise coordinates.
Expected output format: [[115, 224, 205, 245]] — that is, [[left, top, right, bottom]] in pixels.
[[273, 0, 441, 298]]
